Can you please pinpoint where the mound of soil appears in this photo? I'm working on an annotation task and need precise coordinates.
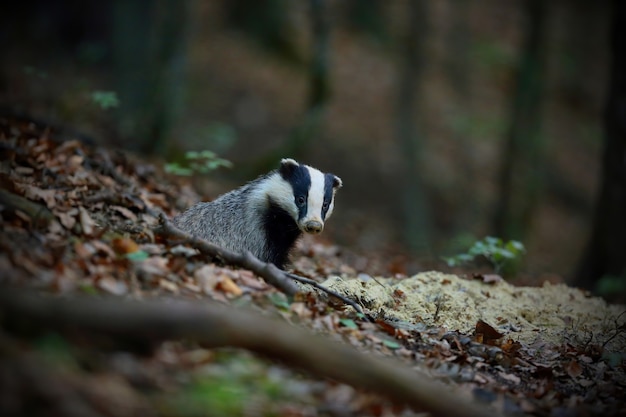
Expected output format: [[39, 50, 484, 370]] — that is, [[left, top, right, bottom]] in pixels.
[[324, 272, 625, 352]]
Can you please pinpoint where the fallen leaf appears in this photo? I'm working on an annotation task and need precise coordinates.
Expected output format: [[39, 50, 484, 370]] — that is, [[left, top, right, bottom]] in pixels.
[[90, 240, 116, 258], [159, 279, 179, 293], [376, 319, 397, 336], [22, 184, 57, 208], [216, 276, 243, 296], [112, 237, 140, 255], [498, 371, 521, 384], [55, 210, 77, 229], [135, 256, 169, 276], [472, 273, 504, 284], [79, 206, 96, 236], [182, 281, 202, 293], [126, 251, 150, 261], [110, 205, 137, 221], [74, 241, 96, 258], [97, 277, 128, 295], [565, 359, 583, 378], [340, 318, 359, 329], [475, 320, 504, 342], [382, 339, 401, 349]]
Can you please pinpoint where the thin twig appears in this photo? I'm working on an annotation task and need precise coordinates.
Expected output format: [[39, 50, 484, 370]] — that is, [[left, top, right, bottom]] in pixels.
[[602, 310, 626, 349], [286, 272, 367, 316]]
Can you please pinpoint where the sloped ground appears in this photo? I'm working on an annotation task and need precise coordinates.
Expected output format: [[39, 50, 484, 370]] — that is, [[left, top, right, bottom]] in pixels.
[[0, 115, 624, 416]]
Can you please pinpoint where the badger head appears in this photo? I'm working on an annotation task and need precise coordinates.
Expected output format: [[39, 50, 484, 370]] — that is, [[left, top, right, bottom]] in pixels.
[[274, 158, 342, 235]]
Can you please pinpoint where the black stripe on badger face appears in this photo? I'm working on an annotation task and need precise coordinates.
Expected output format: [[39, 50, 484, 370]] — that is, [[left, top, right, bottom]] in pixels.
[[322, 173, 336, 220], [279, 160, 311, 221]]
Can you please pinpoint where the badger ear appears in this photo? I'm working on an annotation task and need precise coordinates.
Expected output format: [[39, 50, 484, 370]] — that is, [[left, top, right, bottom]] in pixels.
[[333, 175, 343, 189], [279, 158, 299, 178]]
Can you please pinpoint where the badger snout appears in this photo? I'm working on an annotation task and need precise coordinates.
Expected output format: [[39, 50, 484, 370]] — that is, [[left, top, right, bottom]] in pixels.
[[302, 220, 324, 234]]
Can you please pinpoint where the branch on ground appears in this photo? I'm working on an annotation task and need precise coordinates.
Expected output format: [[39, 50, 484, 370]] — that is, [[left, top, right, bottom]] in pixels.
[[0, 188, 56, 227], [0, 289, 498, 417], [157, 214, 365, 316]]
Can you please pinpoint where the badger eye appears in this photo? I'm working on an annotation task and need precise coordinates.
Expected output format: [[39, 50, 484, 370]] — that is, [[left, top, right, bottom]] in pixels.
[[322, 202, 329, 210], [296, 196, 306, 207]]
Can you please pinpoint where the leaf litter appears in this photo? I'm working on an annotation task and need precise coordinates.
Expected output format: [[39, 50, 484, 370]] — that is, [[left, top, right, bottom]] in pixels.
[[0, 116, 625, 416]]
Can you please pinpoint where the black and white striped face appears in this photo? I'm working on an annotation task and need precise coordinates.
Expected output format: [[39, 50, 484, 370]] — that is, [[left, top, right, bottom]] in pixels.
[[276, 158, 342, 234]]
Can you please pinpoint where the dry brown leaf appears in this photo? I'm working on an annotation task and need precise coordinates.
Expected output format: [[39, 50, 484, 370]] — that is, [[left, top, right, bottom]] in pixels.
[[55, 209, 77, 229], [237, 271, 268, 290], [79, 206, 96, 235], [97, 277, 128, 295], [216, 276, 243, 296], [159, 279, 179, 293], [182, 281, 202, 293], [21, 184, 57, 208], [498, 371, 521, 385], [90, 240, 116, 258], [476, 274, 503, 284], [111, 205, 137, 221], [565, 359, 583, 378], [74, 241, 96, 258], [475, 319, 504, 341], [67, 154, 84, 171], [136, 257, 169, 276], [194, 265, 223, 294], [112, 237, 140, 255]]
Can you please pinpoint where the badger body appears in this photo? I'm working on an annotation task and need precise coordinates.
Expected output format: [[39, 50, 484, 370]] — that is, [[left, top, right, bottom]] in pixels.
[[173, 158, 342, 268]]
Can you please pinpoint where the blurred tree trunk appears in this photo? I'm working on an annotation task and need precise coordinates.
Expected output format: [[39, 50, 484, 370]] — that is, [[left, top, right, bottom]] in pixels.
[[247, 0, 330, 176], [575, 0, 626, 292], [395, 0, 431, 252], [112, 0, 189, 155], [446, 0, 476, 233], [493, 0, 548, 241], [225, 0, 300, 63], [287, 0, 331, 157]]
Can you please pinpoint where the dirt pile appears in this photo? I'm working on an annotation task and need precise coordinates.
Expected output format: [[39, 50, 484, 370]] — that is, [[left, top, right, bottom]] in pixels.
[[324, 271, 626, 352]]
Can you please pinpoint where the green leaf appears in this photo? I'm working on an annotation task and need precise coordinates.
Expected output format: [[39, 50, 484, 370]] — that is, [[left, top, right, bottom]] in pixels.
[[165, 163, 193, 176], [79, 282, 98, 295], [125, 250, 149, 261], [267, 293, 290, 310], [90, 91, 119, 109], [339, 318, 358, 329], [485, 236, 502, 246], [506, 240, 525, 254], [382, 339, 401, 349]]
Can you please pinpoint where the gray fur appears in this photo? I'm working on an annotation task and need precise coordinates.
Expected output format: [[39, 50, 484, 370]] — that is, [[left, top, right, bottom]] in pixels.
[[172, 159, 341, 268]]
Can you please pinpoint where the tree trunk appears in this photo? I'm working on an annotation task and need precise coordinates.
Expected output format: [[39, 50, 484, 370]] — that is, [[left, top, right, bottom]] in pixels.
[[493, 0, 548, 241], [395, 0, 431, 252], [112, 0, 189, 155], [287, 0, 331, 156], [575, 0, 626, 293], [246, 0, 330, 176]]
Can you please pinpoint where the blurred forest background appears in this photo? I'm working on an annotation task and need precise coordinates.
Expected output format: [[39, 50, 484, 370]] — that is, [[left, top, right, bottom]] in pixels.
[[1, 0, 624, 295]]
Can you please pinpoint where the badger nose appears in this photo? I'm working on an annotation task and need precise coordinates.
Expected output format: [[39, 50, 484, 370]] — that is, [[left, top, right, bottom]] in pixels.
[[303, 220, 323, 234]]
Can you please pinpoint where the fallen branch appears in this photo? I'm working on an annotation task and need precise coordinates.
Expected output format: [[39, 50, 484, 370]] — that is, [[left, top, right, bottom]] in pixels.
[[157, 215, 365, 316], [0, 289, 498, 417], [285, 272, 366, 316], [157, 214, 300, 296], [0, 188, 56, 227]]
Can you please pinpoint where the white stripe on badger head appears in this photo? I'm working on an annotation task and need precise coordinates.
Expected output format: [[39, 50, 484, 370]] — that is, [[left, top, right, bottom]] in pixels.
[[302, 166, 326, 225], [252, 172, 298, 220]]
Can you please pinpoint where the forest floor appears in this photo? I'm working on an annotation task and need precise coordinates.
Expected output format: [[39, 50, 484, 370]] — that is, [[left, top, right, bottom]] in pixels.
[[0, 116, 625, 417]]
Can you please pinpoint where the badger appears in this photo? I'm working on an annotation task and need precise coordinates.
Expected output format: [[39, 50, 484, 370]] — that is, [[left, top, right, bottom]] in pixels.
[[173, 158, 342, 268]]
